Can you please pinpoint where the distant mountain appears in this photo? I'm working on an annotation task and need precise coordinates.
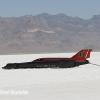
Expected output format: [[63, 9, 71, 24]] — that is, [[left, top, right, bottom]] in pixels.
[[0, 13, 100, 54]]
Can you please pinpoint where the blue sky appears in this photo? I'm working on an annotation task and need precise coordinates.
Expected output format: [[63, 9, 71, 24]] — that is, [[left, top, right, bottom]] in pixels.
[[0, 0, 100, 19]]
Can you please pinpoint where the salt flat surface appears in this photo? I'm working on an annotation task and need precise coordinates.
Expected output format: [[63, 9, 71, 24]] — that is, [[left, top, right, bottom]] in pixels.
[[0, 52, 100, 100]]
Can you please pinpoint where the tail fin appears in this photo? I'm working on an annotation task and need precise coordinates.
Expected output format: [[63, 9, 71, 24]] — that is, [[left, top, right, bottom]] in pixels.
[[71, 49, 92, 61]]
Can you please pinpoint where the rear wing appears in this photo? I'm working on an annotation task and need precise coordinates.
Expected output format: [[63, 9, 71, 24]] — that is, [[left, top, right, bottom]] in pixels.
[[71, 49, 92, 61]]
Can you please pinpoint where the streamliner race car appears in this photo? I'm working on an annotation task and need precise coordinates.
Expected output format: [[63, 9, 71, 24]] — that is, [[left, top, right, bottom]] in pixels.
[[2, 49, 92, 69]]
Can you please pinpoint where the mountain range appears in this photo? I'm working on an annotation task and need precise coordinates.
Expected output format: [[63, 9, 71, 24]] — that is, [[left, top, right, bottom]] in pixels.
[[0, 13, 100, 54]]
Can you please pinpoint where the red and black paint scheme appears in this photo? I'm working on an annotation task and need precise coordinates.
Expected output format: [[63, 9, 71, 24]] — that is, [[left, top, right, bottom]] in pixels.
[[2, 49, 92, 69]]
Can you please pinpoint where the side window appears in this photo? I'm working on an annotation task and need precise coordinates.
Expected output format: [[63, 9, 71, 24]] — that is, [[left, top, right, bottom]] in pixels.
[[40, 59, 43, 61], [34, 59, 39, 61], [34, 59, 43, 61]]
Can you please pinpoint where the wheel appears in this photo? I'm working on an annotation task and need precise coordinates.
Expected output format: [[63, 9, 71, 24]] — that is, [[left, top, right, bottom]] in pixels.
[[58, 61, 64, 68]]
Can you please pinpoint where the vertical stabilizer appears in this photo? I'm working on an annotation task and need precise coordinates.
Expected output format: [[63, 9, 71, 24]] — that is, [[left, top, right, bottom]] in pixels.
[[71, 49, 92, 61]]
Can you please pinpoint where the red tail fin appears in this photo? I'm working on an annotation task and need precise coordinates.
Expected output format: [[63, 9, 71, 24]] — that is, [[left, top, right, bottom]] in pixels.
[[71, 49, 92, 61]]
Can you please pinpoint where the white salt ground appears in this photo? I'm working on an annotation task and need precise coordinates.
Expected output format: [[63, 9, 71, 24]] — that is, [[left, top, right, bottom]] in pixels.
[[0, 52, 100, 100]]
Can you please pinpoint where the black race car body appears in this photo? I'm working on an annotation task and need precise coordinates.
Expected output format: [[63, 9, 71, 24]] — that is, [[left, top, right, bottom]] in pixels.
[[2, 49, 92, 69]]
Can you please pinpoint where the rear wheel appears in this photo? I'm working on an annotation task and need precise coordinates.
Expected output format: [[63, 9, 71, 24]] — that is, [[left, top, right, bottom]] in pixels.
[[58, 61, 64, 68]]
